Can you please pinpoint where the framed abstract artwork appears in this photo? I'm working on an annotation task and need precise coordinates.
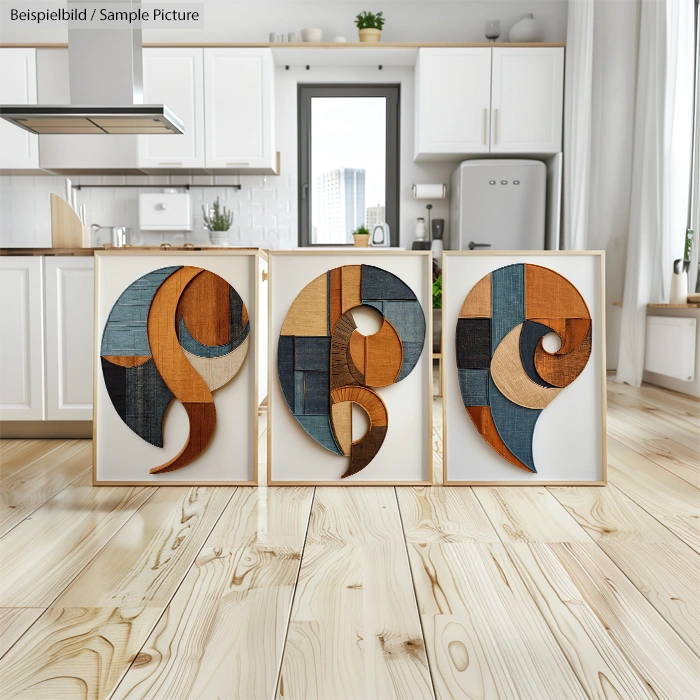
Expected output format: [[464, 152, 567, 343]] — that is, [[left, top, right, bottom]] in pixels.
[[442, 252, 606, 485], [268, 251, 433, 485], [93, 250, 268, 485]]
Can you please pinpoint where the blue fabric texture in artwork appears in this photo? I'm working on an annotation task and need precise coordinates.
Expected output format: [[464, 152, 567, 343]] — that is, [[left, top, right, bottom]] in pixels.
[[520, 320, 557, 388], [303, 371, 330, 415], [295, 337, 331, 371], [278, 336, 295, 412], [398, 342, 424, 381], [101, 266, 181, 356], [361, 264, 417, 300], [294, 371, 304, 415], [124, 358, 173, 448], [491, 264, 524, 353], [459, 368, 489, 406], [296, 415, 342, 455], [101, 358, 127, 422], [179, 319, 250, 358], [456, 318, 491, 369], [488, 376, 538, 472]]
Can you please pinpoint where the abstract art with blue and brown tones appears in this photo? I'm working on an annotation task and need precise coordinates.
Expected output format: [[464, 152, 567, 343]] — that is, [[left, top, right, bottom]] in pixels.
[[101, 266, 249, 474], [456, 263, 591, 473], [278, 264, 425, 478]]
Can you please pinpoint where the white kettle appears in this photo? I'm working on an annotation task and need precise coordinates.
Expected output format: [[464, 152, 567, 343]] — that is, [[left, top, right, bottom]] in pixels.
[[371, 222, 390, 247]]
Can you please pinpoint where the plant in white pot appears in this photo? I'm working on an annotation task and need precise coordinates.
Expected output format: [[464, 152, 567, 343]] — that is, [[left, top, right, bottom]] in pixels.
[[355, 11, 385, 43], [202, 197, 233, 246]]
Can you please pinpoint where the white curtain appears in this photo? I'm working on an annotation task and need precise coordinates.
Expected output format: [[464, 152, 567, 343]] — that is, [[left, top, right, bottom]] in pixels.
[[615, 0, 695, 386], [562, 0, 595, 251]]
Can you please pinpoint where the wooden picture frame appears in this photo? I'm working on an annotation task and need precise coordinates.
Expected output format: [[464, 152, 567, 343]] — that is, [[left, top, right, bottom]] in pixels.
[[441, 251, 607, 486], [93, 249, 267, 486], [268, 250, 434, 486]]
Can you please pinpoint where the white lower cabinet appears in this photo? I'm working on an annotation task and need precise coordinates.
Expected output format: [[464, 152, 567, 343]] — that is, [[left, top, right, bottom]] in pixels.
[[44, 258, 94, 420], [0, 256, 94, 422], [0, 258, 45, 420]]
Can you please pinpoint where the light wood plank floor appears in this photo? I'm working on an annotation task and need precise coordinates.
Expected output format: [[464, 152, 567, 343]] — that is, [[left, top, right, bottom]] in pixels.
[[0, 380, 698, 699]]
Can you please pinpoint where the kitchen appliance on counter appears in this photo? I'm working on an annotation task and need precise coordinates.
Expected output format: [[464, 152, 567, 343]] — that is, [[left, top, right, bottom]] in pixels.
[[449, 160, 546, 251], [92, 224, 129, 248], [371, 222, 391, 247]]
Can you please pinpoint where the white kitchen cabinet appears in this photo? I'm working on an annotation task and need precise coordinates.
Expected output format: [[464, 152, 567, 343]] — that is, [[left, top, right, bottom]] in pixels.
[[44, 257, 94, 420], [139, 48, 205, 171], [0, 49, 40, 172], [414, 48, 492, 160], [204, 48, 276, 171], [414, 47, 564, 160], [491, 48, 564, 154], [0, 257, 45, 420]]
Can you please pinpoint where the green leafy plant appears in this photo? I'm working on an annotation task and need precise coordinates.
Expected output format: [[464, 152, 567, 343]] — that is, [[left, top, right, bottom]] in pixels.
[[432, 274, 442, 309], [355, 11, 385, 30], [202, 197, 233, 231], [353, 225, 370, 236]]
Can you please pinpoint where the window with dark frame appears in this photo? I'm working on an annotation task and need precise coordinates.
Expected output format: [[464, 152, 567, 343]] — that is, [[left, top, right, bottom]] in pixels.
[[298, 85, 400, 247]]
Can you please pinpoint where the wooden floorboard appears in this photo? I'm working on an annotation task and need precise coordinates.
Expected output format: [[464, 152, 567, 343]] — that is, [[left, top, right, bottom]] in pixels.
[[0, 381, 698, 699]]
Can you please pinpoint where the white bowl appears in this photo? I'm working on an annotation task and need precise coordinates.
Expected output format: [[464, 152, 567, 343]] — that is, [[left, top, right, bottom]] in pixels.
[[301, 28, 323, 43]]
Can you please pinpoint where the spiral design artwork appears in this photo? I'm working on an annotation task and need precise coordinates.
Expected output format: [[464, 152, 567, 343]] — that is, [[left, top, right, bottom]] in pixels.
[[101, 266, 249, 474], [456, 263, 591, 473], [278, 264, 425, 478]]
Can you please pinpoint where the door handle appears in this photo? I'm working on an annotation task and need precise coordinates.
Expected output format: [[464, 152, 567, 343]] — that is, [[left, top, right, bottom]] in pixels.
[[483, 109, 488, 145], [468, 241, 492, 250], [302, 183, 309, 200], [493, 108, 499, 145]]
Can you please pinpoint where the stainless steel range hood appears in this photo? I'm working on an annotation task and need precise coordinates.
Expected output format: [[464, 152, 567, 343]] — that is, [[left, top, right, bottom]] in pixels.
[[0, 0, 184, 135]]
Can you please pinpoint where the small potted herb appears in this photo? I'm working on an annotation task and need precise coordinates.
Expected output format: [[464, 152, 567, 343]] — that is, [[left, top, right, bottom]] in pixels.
[[202, 197, 233, 246], [355, 11, 385, 43], [432, 273, 442, 353], [352, 225, 371, 247]]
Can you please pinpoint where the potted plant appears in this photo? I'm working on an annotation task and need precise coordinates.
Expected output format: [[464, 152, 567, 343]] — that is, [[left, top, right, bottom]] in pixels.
[[432, 273, 442, 353], [202, 197, 233, 246], [355, 11, 385, 43], [352, 225, 371, 247]]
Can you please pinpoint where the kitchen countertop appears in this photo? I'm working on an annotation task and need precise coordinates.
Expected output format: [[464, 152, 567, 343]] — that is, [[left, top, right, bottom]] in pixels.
[[1, 246, 266, 256]]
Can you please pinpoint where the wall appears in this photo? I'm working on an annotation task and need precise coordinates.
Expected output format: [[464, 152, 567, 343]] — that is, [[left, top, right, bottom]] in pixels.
[[0, 1, 568, 44]]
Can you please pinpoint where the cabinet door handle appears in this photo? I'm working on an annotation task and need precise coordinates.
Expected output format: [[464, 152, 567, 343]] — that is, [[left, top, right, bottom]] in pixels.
[[158, 162, 183, 166], [493, 108, 499, 145], [468, 241, 492, 250], [226, 162, 249, 167], [483, 109, 488, 145]]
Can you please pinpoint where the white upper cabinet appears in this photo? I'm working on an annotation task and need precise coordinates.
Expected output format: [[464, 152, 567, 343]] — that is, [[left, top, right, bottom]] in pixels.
[[414, 47, 564, 160], [139, 48, 205, 170], [44, 257, 94, 420], [491, 48, 564, 154], [0, 49, 40, 172], [204, 48, 276, 171], [0, 257, 45, 420], [415, 48, 492, 160]]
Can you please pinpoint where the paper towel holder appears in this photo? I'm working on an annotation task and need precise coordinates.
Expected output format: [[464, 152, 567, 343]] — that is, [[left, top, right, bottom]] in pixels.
[[412, 183, 447, 199]]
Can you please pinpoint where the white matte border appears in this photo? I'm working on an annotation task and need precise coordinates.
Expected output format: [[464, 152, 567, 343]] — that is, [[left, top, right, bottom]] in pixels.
[[442, 251, 607, 485], [93, 250, 261, 485], [268, 251, 433, 485]]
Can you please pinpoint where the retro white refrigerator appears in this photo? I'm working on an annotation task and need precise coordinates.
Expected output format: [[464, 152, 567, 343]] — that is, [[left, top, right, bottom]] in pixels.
[[449, 159, 547, 251]]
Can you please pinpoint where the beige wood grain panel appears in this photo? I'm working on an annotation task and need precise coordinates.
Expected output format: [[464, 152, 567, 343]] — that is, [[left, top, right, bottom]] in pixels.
[[110, 487, 313, 700], [0, 608, 44, 658], [396, 486, 498, 543], [409, 542, 587, 700], [504, 543, 660, 700], [0, 487, 233, 699], [0, 472, 154, 607], [279, 487, 433, 700], [607, 437, 700, 553], [474, 486, 593, 543], [0, 441, 91, 537], [549, 542, 700, 700], [0, 439, 66, 479], [57, 486, 234, 608], [550, 482, 689, 544]]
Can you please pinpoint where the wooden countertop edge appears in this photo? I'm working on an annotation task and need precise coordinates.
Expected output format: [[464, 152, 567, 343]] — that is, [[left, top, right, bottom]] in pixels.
[[1, 247, 268, 256], [0, 42, 566, 49]]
